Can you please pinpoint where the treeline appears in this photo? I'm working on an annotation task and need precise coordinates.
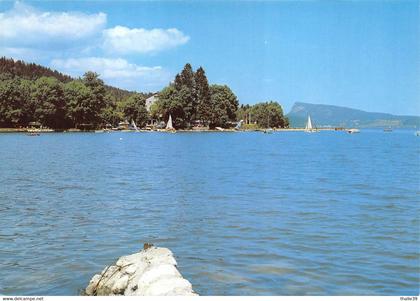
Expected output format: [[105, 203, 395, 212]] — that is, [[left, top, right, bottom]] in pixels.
[[0, 57, 72, 83], [0, 57, 136, 101], [150, 63, 239, 129], [0, 58, 289, 130], [151, 63, 288, 129], [236, 102, 289, 128], [0, 71, 151, 129]]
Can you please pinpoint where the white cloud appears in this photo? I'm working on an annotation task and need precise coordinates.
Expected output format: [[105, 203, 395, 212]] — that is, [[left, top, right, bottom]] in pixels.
[[103, 26, 190, 54], [0, 2, 106, 49], [0, 2, 189, 91], [0, 3, 189, 56], [50, 57, 171, 91]]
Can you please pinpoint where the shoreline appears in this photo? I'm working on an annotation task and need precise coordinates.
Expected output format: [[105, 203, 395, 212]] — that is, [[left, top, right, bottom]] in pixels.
[[2, 127, 416, 134], [0, 127, 346, 133]]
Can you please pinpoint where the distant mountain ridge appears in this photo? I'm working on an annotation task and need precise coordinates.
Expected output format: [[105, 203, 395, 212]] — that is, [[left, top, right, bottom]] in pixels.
[[287, 102, 420, 128]]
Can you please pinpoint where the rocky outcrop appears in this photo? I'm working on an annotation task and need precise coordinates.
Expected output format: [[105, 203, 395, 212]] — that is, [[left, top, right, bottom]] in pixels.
[[84, 244, 197, 296]]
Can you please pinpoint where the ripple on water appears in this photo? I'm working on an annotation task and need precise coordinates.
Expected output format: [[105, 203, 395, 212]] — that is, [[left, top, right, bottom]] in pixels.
[[0, 131, 419, 295]]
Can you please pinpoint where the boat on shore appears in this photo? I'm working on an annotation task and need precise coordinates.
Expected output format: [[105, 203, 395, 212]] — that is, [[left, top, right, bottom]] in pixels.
[[165, 114, 176, 133], [26, 128, 41, 136], [26, 131, 40, 136], [131, 120, 140, 132], [263, 128, 273, 134], [347, 128, 360, 134], [263, 115, 273, 134]]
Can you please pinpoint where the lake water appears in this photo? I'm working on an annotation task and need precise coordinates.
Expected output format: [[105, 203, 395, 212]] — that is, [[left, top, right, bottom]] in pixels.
[[0, 130, 419, 295]]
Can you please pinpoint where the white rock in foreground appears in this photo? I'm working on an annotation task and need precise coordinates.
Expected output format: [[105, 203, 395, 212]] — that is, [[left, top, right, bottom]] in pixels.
[[85, 245, 198, 296]]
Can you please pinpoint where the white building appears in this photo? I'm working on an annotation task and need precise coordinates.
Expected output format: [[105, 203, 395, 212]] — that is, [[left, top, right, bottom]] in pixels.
[[146, 95, 158, 112]]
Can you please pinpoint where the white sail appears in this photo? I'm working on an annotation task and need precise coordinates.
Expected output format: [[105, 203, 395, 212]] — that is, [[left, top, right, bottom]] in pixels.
[[305, 115, 313, 131], [235, 120, 243, 130], [166, 114, 174, 129], [131, 120, 139, 132]]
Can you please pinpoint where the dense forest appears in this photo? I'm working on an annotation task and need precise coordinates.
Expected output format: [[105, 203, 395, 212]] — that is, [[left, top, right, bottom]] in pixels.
[[0, 58, 289, 130], [150, 63, 239, 128], [0, 57, 72, 82], [0, 57, 135, 101], [150, 63, 288, 129], [236, 102, 289, 129], [0, 57, 152, 129]]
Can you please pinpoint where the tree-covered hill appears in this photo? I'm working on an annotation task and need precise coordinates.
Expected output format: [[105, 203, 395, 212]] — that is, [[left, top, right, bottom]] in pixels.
[[0, 57, 137, 100], [0, 57, 152, 129], [0, 57, 72, 83]]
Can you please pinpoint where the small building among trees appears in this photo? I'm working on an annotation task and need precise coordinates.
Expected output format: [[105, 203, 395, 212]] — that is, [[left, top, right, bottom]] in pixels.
[[145, 95, 158, 112]]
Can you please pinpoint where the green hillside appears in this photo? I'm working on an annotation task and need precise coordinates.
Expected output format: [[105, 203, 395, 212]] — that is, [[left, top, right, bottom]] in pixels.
[[0, 57, 137, 100]]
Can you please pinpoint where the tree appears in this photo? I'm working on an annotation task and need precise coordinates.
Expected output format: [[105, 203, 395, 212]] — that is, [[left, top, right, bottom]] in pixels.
[[0, 58, 143, 129], [156, 64, 242, 129], [149, 101, 163, 120], [156, 85, 188, 129], [250, 101, 288, 128], [0, 56, 72, 82], [31, 77, 67, 129], [64, 80, 95, 127], [0, 78, 32, 127], [195, 67, 212, 125], [236, 104, 252, 124], [19, 79, 34, 125], [82, 71, 104, 90], [100, 94, 122, 126], [121, 93, 149, 128], [209, 84, 239, 128], [177, 63, 195, 90], [174, 63, 196, 125], [80, 72, 108, 127], [100, 106, 123, 127]]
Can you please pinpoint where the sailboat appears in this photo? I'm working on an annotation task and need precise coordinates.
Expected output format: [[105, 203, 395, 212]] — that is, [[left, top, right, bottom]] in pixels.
[[347, 128, 360, 134], [263, 115, 273, 134], [304, 115, 317, 132], [131, 120, 139, 132], [235, 120, 243, 130], [165, 114, 176, 132]]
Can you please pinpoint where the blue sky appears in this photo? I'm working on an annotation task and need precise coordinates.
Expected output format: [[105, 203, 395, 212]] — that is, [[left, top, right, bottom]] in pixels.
[[0, 0, 418, 115]]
